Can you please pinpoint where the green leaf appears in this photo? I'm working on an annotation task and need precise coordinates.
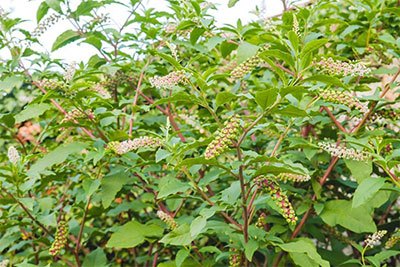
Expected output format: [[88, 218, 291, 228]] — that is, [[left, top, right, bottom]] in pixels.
[[52, 30, 81, 51], [158, 176, 190, 199], [190, 216, 206, 238], [156, 149, 171, 163], [74, 1, 102, 17], [278, 238, 329, 267], [255, 89, 278, 110], [289, 252, 319, 267], [344, 160, 372, 183], [287, 31, 299, 53], [176, 249, 190, 267], [160, 224, 194, 246], [276, 106, 307, 117], [216, 91, 237, 107], [82, 248, 107, 267], [153, 92, 201, 105], [244, 239, 258, 261], [190, 27, 205, 45], [36, 2, 49, 22], [320, 200, 376, 233], [15, 103, 52, 123], [352, 177, 385, 208], [100, 171, 131, 208], [236, 42, 259, 64], [157, 52, 182, 69], [228, 0, 240, 8], [301, 75, 345, 88], [0, 75, 24, 93], [106, 221, 162, 248], [366, 250, 400, 267], [300, 39, 328, 58], [28, 142, 87, 177], [0, 113, 15, 128], [45, 0, 62, 12]]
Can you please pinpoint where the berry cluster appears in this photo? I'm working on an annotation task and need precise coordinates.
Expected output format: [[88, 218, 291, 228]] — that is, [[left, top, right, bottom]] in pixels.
[[318, 142, 368, 161], [319, 89, 368, 113], [204, 115, 240, 159], [7, 146, 20, 165], [32, 14, 63, 38], [364, 230, 387, 248], [149, 70, 187, 89], [315, 57, 371, 77], [107, 137, 162, 155], [255, 176, 298, 224], [157, 210, 177, 230], [255, 213, 267, 229], [276, 172, 311, 183], [231, 45, 269, 80], [229, 247, 242, 267], [36, 79, 67, 91], [49, 220, 68, 256]]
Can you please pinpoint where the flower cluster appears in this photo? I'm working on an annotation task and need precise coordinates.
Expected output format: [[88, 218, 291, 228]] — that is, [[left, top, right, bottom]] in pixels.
[[276, 172, 311, 183], [61, 109, 94, 124], [319, 89, 368, 113], [32, 13, 62, 38], [364, 230, 387, 248], [255, 176, 297, 224], [318, 142, 368, 161], [315, 57, 371, 77], [229, 247, 242, 267], [7, 146, 20, 165], [64, 62, 76, 82], [157, 210, 177, 230], [17, 122, 41, 143], [0, 260, 9, 267], [204, 115, 240, 159], [231, 45, 269, 79], [385, 231, 400, 249], [107, 137, 162, 155], [36, 79, 67, 91], [377, 108, 399, 120], [149, 70, 187, 89], [90, 83, 112, 99], [293, 14, 300, 36], [49, 220, 68, 256]]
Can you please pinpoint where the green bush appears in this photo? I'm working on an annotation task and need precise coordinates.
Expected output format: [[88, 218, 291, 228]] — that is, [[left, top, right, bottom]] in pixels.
[[0, 0, 399, 266]]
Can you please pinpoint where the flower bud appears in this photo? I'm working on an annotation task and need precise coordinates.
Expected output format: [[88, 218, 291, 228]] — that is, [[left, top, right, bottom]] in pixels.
[[107, 137, 162, 155], [319, 89, 368, 113], [231, 45, 269, 80], [364, 230, 387, 248], [157, 210, 177, 230], [7, 146, 20, 165], [149, 70, 187, 89], [315, 57, 371, 77], [276, 173, 310, 183]]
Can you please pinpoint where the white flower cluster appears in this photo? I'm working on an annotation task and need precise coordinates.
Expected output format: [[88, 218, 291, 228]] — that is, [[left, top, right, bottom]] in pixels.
[[316, 57, 371, 77], [107, 137, 162, 155], [7, 146, 20, 164], [318, 142, 368, 161], [0, 259, 9, 267], [61, 109, 94, 124], [64, 62, 76, 82], [365, 230, 387, 248], [32, 13, 63, 38], [293, 14, 300, 36], [149, 71, 187, 89]]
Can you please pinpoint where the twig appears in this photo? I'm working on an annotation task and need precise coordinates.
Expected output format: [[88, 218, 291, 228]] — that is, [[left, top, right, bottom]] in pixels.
[[322, 106, 348, 134]]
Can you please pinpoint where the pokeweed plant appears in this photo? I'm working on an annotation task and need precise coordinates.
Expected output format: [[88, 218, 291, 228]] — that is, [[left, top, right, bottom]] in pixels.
[[0, 0, 399, 266]]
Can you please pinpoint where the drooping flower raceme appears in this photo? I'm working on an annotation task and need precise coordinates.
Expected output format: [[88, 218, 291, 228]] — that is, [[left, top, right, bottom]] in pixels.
[[364, 230, 387, 248], [49, 220, 68, 256], [7, 146, 20, 164], [318, 142, 368, 161], [276, 173, 311, 183], [61, 109, 95, 124], [157, 210, 177, 230], [149, 70, 187, 89], [319, 89, 368, 113], [107, 137, 162, 155], [255, 176, 298, 224], [385, 231, 400, 248], [316, 57, 371, 77], [91, 83, 112, 99], [204, 115, 240, 159]]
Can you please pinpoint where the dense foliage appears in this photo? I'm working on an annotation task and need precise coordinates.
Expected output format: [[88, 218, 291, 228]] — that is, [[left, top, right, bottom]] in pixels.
[[0, 0, 400, 266]]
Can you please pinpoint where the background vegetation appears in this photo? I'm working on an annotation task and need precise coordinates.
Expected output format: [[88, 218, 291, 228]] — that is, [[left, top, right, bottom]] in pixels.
[[0, 0, 399, 266]]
